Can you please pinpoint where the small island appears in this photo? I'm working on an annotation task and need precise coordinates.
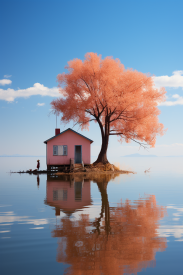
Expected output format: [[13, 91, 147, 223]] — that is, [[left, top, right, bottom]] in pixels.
[[12, 162, 133, 175]]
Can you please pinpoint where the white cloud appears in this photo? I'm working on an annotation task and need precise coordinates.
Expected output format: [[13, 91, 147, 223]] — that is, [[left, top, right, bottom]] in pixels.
[[0, 79, 12, 86], [159, 94, 183, 106], [154, 71, 183, 106], [157, 205, 183, 240], [154, 70, 183, 88], [172, 94, 179, 99], [4, 75, 12, 78], [37, 103, 45, 106], [157, 225, 183, 239], [0, 83, 61, 102], [73, 204, 101, 221], [30, 227, 44, 229], [0, 215, 49, 225]]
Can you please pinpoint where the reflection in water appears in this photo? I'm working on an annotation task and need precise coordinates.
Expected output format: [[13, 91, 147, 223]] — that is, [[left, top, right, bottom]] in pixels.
[[37, 175, 40, 188], [46, 174, 167, 275], [75, 181, 82, 201], [45, 175, 92, 216]]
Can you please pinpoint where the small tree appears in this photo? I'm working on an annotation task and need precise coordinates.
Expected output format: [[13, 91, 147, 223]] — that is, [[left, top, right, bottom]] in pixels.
[[51, 53, 166, 164]]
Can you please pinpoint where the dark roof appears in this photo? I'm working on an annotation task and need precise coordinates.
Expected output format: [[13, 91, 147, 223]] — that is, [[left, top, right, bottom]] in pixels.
[[44, 128, 93, 144]]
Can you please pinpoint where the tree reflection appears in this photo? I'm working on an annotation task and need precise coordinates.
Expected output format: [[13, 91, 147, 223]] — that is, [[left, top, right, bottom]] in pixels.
[[51, 174, 167, 275]]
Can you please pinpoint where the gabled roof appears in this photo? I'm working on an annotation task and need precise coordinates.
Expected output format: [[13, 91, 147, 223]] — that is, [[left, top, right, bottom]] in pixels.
[[44, 128, 93, 144]]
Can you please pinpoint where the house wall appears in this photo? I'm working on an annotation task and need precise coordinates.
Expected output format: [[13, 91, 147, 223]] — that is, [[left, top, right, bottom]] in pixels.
[[46, 130, 91, 165]]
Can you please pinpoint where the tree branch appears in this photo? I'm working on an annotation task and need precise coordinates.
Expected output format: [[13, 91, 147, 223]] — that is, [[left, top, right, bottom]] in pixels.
[[109, 133, 124, 135], [109, 131, 149, 149], [80, 77, 92, 93]]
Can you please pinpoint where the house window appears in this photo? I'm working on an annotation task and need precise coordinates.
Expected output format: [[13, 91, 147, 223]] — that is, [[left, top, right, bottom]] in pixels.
[[53, 189, 67, 201], [53, 145, 67, 156]]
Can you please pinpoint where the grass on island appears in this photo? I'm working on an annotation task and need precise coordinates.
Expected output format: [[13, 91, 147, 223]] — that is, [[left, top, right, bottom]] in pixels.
[[56, 162, 134, 175]]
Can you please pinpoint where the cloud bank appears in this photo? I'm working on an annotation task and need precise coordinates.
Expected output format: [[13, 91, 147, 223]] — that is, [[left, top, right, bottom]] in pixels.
[[0, 83, 61, 102], [159, 94, 183, 106], [153, 71, 183, 106], [1, 71, 183, 104], [0, 79, 12, 86], [154, 70, 183, 88]]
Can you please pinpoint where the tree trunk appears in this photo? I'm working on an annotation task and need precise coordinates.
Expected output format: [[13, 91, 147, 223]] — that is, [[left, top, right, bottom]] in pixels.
[[94, 133, 109, 164], [94, 119, 110, 164]]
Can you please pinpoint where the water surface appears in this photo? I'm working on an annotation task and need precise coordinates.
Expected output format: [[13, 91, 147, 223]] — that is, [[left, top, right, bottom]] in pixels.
[[0, 157, 183, 274]]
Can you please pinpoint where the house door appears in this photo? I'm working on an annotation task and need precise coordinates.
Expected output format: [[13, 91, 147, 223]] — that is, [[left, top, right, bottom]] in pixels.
[[75, 145, 82, 164]]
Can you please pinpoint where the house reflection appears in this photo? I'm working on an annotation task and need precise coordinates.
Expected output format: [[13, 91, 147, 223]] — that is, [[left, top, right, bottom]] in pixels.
[[45, 174, 92, 216], [47, 174, 167, 275]]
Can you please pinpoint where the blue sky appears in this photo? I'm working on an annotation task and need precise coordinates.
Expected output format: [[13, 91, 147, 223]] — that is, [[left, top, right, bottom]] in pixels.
[[0, 0, 183, 158]]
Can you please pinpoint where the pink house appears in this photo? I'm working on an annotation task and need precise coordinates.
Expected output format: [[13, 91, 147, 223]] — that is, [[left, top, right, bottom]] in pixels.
[[44, 128, 93, 170]]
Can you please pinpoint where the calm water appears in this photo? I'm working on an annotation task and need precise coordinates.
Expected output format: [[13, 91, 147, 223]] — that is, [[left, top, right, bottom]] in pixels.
[[0, 157, 183, 275]]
